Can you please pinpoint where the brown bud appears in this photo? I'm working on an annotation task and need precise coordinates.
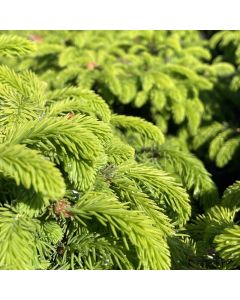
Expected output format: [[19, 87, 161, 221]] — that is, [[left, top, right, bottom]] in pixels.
[[87, 61, 97, 71], [66, 112, 74, 119], [53, 199, 73, 218], [29, 35, 43, 43], [57, 246, 65, 256]]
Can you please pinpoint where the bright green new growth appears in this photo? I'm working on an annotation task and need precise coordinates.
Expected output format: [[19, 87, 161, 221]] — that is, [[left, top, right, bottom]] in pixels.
[[0, 143, 65, 199], [0, 31, 230, 136], [1, 31, 240, 270], [193, 122, 240, 168], [0, 34, 198, 270], [0, 35, 35, 56]]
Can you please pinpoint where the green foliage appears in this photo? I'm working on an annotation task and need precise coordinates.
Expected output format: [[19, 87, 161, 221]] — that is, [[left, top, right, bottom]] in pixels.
[[115, 162, 191, 226], [46, 87, 111, 122], [214, 225, 240, 265], [0, 143, 65, 199], [1, 30, 240, 270], [0, 30, 230, 136], [0, 33, 194, 270], [221, 181, 240, 210], [110, 114, 165, 146], [0, 206, 39, 270], [72, 191, 171, 270], [193, 123, 240, 168], [145, 143, 219, 208], [0, 35, 35, 56]]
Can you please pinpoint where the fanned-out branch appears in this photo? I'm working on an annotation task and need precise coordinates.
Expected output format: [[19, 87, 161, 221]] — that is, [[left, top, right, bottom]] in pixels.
[[156, 144, 218, 208], [188, 205, 234, 247], [5, 116, 112, 191], [111, 114, 165, 146], [215, 136, 240, 167], [214, 225, 240, 265], [0, 66, 45, 103], [6, 116, 108, 161], [221, 181, 240, 210], [111, 176, 174, 237], [0, 207, 38, 270], [115, 162, 191, 226], [0, 35, 35, 56], [192, 122, 224, 150], [0, 143, 65, 199], [0, 67, 46, 125], [106, 136, 135, 165], [71, 191, 171, 270], [47, 88, 111, 122], [53, 227, 133, 270], [193, 123, 240, 167]]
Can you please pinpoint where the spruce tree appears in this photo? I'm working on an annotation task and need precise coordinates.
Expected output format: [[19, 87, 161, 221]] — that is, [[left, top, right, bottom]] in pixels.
[[1, 31, 240, 270], [0, 34, 194, 270]]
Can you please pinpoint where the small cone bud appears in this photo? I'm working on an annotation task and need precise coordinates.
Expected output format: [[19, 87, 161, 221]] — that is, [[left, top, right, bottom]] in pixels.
[[29, 35, 43, 43], [66, 112, 74, 119], [53, 199, 73, 218], [87, 62, 97, 71]]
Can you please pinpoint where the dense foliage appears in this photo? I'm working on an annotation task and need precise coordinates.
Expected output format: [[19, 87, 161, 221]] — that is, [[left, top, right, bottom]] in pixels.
[[0, 30, 240, 270]]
